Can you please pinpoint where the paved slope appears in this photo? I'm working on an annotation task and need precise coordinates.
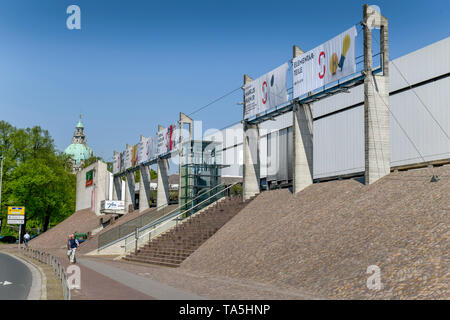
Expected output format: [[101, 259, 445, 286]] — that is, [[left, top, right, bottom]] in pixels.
[[181, 166, 450, 299], [30, 208, 100, 249]]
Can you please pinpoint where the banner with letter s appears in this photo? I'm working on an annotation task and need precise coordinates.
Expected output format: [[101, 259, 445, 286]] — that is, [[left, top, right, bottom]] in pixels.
[[243, 63, 289, 119]]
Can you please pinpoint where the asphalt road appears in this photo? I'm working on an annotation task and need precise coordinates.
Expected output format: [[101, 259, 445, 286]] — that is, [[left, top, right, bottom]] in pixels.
[[0, 252, 32, 300]]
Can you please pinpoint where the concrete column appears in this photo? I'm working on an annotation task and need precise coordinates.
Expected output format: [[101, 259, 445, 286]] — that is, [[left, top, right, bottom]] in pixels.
[[292, 45, 314, 194], [139, 136, 151, 212], [178, 113, 193, 205], [157, 125, 170, 210], [242, 74, 260, 201], [112, 176, 122, 200], [293, 102, 314, 193], [363, 4, 390, 185], [243, 122, 260, 201], [125, 144, 136, 213], [112, 151, 122, 200]]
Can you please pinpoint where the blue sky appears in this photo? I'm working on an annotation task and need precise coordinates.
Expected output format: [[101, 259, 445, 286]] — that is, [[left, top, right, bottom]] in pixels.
[[0, 0, 449, 161]]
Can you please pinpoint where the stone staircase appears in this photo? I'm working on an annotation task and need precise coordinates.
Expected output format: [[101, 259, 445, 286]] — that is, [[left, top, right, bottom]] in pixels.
[[123, 195, 253, 267]]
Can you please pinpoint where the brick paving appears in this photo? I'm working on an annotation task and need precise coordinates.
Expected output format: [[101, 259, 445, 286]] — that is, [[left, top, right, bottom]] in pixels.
[[83, 255, 320, 299], [181, 166, 450, 299], [46, 248, 153, 300]]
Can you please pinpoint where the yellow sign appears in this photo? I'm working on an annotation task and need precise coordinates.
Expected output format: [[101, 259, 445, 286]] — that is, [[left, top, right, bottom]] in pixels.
[[8, 206, 25, 216]]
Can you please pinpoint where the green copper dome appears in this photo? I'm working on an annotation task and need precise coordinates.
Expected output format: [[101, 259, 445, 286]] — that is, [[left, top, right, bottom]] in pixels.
[[64, 143, 93, 164]]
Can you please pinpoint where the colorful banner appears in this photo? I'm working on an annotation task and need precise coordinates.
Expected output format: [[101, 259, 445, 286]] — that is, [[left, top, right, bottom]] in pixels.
[[138, 138, 148, 165], [148, 135, 158, 160], [293, 26, 357, 99], [113, 153, 121, 174], [124, 146, 132, 169], [157, 124, 179, 156], [131, 144, 139, 167], [243, 63, 289, 119]]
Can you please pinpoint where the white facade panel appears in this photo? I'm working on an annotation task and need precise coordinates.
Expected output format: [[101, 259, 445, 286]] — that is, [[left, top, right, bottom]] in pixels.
[[390, 37, 450, 92], [390, 78, 450, 167], [260, 135, 267, 179], [259, 111, 293, 136], [313, 106, 365, 179], [221, 143, 243, 177]]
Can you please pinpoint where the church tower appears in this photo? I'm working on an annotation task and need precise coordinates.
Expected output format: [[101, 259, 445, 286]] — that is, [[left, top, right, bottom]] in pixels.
[[64, 115, 93, 172]]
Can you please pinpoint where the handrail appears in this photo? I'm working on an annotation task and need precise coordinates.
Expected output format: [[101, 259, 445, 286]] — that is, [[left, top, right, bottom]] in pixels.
[[97, 182, 230, 251], [21, 247, 71, 300], [124, 182, 239, 253]]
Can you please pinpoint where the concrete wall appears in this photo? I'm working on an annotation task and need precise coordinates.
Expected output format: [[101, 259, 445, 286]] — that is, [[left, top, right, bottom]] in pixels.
[[75, 161, 109, 215]]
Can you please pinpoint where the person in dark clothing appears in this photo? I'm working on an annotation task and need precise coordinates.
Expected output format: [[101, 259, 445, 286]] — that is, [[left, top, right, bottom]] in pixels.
[[67, 234, 80, 264]]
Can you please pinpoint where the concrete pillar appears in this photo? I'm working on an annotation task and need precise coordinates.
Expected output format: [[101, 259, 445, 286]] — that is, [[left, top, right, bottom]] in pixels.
[[243, 122, 260, 201], [112, 151, 122, 200], [139, 136, 151, 213], [292, 46, 314, 194], [363, 4, 390, 185], [242, 74, 260, 201], [125, 144, 136, 213], [293, 102, 314, 193], [157, 125, 170, 210], [112, 176, 122, 200], [178, 113, 193, 205]]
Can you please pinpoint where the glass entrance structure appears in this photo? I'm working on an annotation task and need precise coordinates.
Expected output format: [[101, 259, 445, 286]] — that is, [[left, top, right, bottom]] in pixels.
[[179, 140, 226, 215]]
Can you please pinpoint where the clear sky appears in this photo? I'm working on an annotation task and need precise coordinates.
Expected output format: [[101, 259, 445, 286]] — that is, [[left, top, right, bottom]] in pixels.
[[0, 0, 449, 162]]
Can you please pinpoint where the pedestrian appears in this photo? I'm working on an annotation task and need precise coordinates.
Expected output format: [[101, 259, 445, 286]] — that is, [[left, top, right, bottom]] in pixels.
[[23, 231, 30, 248], [67, 234, 80, 264]]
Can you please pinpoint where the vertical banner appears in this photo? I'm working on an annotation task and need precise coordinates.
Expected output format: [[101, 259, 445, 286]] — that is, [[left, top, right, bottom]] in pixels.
[[243, 63, 289, 119], [157, 124, 178, 155], [119, 151, 125, 172], [148, 135, 157, 160], [125, 146, 132, 169], [131, 144, 139, 167], [138, 137, 149, 165], [293, 26, 357, 99], [113, 153, 121, 174]]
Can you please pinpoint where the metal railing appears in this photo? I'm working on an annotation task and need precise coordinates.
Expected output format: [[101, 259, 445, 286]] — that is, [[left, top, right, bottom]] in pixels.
[[124, 182, 239, 254], [21, 247, 71, 300], [98, 182, 230, 251]]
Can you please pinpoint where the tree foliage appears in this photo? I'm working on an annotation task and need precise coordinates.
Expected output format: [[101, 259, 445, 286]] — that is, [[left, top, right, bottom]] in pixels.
[[0, 121, 75, 237]]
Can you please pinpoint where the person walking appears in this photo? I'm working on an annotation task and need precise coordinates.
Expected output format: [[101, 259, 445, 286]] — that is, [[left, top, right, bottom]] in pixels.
[[67, 234, 79, 264], [23, 232, 30, 248]]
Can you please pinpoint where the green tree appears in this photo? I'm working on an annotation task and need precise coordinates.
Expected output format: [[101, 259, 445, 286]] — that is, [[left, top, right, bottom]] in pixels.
[[0, 121, 76, 237]]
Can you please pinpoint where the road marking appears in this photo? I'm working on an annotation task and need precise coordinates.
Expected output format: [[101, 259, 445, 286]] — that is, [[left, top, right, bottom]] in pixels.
[[0, 281, 13, 286]]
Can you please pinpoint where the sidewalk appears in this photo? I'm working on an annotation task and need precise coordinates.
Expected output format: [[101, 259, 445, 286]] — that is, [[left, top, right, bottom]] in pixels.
[[43, 248, 154, 300]]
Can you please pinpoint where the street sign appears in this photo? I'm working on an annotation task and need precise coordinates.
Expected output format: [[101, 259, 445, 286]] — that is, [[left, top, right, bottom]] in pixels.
[[8, 206, 25, 215], [7, 206, 25, 225]]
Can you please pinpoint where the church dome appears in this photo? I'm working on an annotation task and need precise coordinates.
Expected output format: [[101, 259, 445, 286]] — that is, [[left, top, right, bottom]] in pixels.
[[64, 115, 93, 168], [64, 143, 93, 164]]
